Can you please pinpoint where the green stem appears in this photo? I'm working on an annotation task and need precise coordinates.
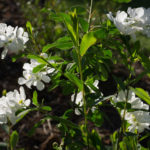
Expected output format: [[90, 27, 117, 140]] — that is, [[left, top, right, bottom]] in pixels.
[[75, 45, 89, 148], [8, 122, 12, 150], [76, 47, 87, 123], [87, 0, 93, 32]]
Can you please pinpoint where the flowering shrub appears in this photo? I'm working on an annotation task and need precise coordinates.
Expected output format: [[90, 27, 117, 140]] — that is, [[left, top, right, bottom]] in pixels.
[[0, 0, 150, 150]]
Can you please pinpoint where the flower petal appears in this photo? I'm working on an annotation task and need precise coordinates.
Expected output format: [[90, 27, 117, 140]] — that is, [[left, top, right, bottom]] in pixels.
[[36, 80, 44, 91], [1, 48, 8, 59], [41, 75, 50, 83]]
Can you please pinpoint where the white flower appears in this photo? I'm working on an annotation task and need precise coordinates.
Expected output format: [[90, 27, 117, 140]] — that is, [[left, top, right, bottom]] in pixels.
[[0, 87, 30, 125], [123, 110, 150, 133], [18, 54, 55, 91], [107, 11, 137, 36], [0, 23, 29, 59], [6, 86, 30, 109], [71, 92, 83, 107], [107, 7, 150, 40], [112, 90, 149, 110], [0, 96, 9, 124]]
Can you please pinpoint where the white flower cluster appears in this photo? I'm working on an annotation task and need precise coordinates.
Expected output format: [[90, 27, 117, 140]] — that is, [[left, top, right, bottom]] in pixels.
[[107, 7, 150, 40], [112, 90, 150, 133], [0, 87, 30, 125], [18, 53, 55, 91], [0, 23, 28, 59]]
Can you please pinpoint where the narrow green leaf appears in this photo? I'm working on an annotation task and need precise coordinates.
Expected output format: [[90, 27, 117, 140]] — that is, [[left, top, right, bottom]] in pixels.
[[40, 106, 52, 111], [32, 91, 39, 106], [47, 56, 64, 61], [27, 54, 47, 64], [99, 64, 108, 81], [42, 44, 55, 52], [56, 36, 71, 43], [130, 87, 150, 105], [10, 131, 19, 150], [32, 64, 46, 73], [80, 31, 97, 56], [16, 109, 32, 123], [65, 72, 83, 91], [65, 20, 77, 46], [42, 36, 73, 52], [26, 21, 32, 34], [139, 133, 150, 142]]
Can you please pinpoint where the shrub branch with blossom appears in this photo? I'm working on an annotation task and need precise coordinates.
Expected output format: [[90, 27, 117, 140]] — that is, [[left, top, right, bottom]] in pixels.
[[0, 3, 150, 150]]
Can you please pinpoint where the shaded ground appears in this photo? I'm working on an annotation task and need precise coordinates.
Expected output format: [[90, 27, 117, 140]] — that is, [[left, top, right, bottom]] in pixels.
[[0, 0, 150, 149]]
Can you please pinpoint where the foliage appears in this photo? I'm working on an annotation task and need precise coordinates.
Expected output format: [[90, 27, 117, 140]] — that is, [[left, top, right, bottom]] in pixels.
[[0, 0, 150, 150]]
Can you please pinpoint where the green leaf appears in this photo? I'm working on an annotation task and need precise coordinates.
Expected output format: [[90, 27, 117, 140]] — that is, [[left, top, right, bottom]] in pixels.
[[140, 54, 150, 70], [47, 56, 64, 61], [139, 133, 150, 142], [59, 12, 72, 24], [79, 17, 89, 33], [60, 80, 75, 95], [103, 50, 112, 58], [65, 19, 77, 46], [93, 29, 107, 39], [32, 64, 46, 73], [80, 31, 97, 56], [116, 102, 131, 109], [49, 12, 63, 22], [89, 129, 103, 150], [10, 130, 19, 150], [65, 72, 83, 91], [91, 109, 103, 127], [99, 64, 108, 81], [113, 75, 126, 90], [27, 54, 47, 64], [32, 91, 39, 106], [16, 109, 33, 123], [62, 109, 73, 119], [42, 36, 73, 52], [26, 21, 32, 34], [130, 70, 148, 85], [130, 87, 150, 105], [40, 106, 52, 111], [42, 44, 54, 52]]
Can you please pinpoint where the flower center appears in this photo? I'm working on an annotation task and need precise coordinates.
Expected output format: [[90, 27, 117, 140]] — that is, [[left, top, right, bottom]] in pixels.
[[19, 99, 23, 104]]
